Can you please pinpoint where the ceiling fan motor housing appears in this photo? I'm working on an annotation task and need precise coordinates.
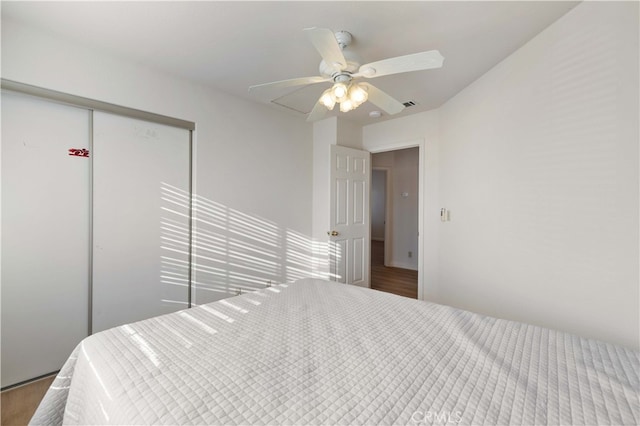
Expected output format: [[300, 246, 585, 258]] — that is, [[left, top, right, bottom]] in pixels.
[[334, 30, 352, 48], [319, 48, 361, 77]]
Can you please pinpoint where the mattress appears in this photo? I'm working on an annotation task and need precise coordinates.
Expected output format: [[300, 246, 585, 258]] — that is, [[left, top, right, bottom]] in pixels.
[[31, 278, 639, 425]]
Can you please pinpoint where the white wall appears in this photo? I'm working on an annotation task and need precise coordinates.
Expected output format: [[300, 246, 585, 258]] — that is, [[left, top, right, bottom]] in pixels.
[[2, 19, 315, 301], [437, 1, 639, 349], [371, 169, 386, 241], [390, 148, 419, 270], [372, 149, 420, 270], [336, 118, 363, 150], [310, 117, 337, 279], [365, 2, 639, 349]]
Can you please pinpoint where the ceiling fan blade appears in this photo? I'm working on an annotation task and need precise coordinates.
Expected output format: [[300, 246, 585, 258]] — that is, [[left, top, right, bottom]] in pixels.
[[304, 27, 347, 72], [249, 76, 329, 99], [306, 99, 329, 122], [361, 83, 405, 115], [356, 50, 444, 79]]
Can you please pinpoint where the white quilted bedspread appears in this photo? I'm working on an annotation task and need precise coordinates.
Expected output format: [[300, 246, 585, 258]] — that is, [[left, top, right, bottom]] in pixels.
[[31, 278, 639, 425]]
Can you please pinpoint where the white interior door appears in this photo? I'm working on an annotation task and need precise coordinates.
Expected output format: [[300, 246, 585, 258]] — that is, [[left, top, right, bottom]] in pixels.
[[92, 111, 190, 333], [1, 91, 90, 387], [329, 145, 370, 287]]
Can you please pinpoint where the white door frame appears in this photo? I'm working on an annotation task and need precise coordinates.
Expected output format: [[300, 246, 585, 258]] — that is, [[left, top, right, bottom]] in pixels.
[[368, 140, 424, 300]]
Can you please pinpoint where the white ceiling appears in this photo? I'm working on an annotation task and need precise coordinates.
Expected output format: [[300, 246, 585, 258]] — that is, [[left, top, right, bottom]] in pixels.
[[2, 1, 580, 125]]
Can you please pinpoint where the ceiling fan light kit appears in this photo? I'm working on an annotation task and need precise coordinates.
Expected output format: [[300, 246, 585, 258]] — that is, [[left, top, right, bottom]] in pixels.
[[248, 27, 444, 121], [320, 81, 369, 112]]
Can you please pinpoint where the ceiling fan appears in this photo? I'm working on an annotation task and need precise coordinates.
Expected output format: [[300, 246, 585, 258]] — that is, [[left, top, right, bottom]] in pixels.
[[249, 28, 444, 122]]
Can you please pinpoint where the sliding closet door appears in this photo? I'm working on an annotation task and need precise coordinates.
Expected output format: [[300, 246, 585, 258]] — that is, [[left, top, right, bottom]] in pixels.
[[92, 111, 190, 333], [1, 91, 90, 387]]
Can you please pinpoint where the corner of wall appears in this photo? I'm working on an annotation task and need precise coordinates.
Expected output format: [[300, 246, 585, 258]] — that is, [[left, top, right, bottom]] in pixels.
[[336, 118, 363, 149], [310, 117, 338, 279]]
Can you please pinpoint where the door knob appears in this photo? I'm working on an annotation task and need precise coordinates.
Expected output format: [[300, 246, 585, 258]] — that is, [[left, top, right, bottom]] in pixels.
[[327, 230, 339, 236]]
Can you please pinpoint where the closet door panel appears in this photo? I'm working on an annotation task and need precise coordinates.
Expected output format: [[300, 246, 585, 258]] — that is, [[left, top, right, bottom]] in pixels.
[[1, 92, 90, 387], [92, 112, 190, 333]]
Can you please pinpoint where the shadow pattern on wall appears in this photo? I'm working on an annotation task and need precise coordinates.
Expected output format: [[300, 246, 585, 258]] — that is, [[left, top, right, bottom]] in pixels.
[[160, 183, 328, 306]]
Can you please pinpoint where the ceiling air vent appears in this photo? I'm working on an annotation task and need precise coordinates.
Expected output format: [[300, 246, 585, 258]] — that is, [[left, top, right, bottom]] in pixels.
[[403, 101, 417, 107]]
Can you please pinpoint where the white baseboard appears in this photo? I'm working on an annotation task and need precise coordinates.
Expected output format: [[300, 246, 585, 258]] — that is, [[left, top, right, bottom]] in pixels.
[[387, 261, 418, 271]]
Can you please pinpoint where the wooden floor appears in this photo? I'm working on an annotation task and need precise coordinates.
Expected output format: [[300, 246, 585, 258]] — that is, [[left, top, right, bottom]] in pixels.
[[370, 240, 418, 299], [1, 375, 54, 426]]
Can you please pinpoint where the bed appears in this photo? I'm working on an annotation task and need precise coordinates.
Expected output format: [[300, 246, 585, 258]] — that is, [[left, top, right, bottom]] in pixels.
[[31, 278, 639, 425]]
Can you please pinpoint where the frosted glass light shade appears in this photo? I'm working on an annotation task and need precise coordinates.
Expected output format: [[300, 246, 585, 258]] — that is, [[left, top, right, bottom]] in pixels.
[[340, 99, 354, 112], [332, 83, 348, 101], [349, 84, 368, 105], [320, 90, 336, 110]]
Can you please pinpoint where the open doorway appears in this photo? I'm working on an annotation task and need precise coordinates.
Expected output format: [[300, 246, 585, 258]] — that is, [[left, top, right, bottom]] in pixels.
[[370, 148, 419, 299]]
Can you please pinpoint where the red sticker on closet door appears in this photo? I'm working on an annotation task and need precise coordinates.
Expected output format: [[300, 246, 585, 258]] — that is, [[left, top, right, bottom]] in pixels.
[[68, 148, 89, 157]]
